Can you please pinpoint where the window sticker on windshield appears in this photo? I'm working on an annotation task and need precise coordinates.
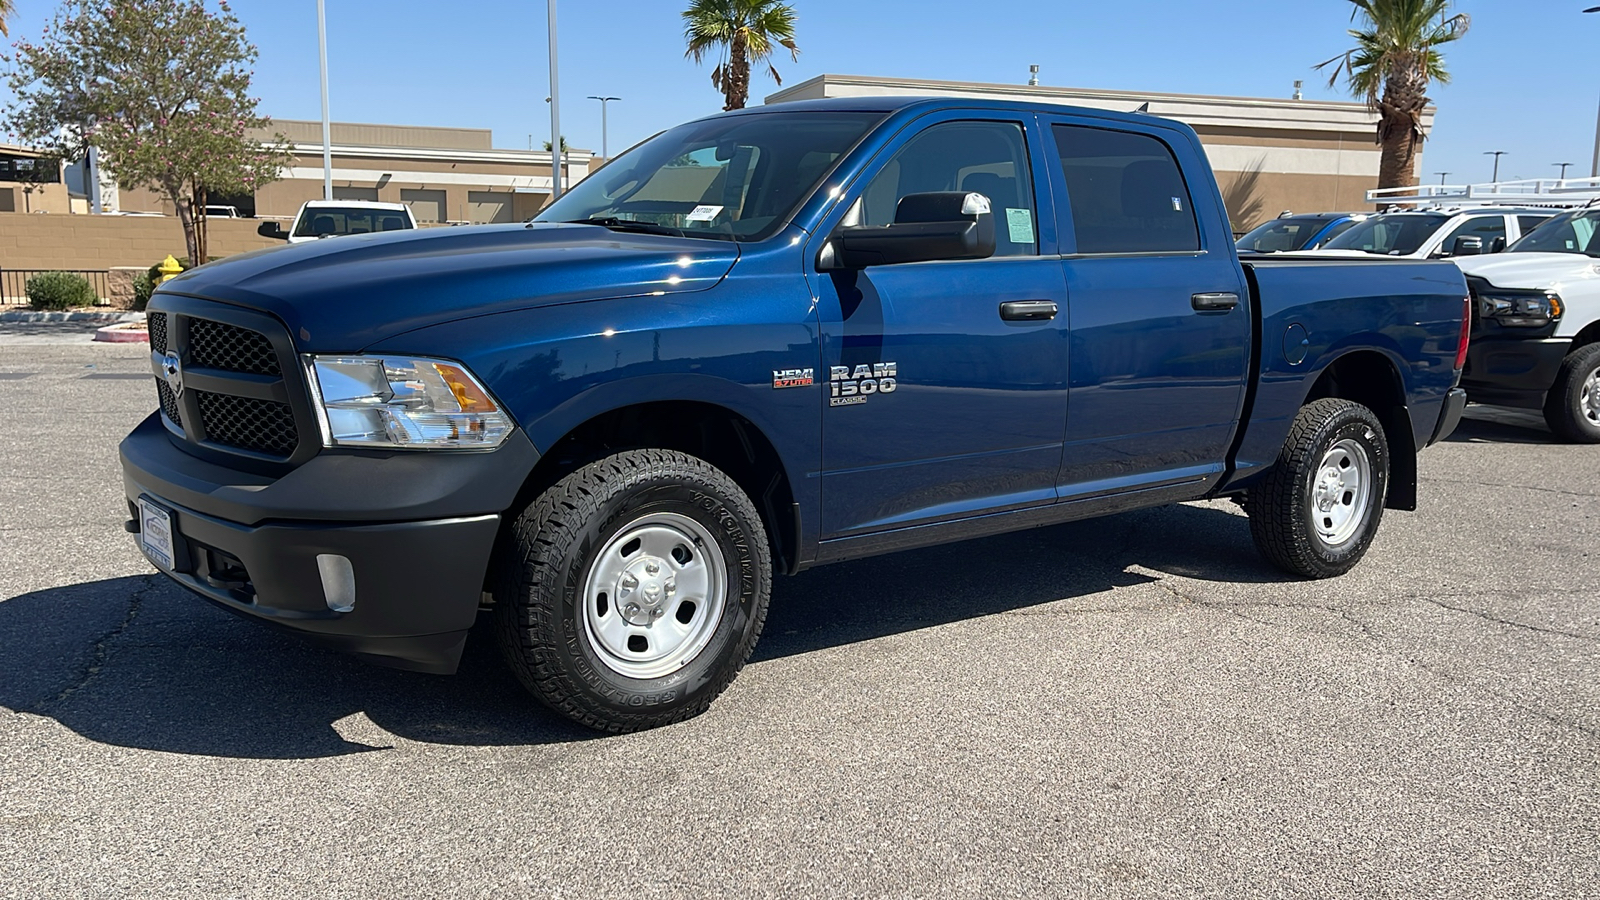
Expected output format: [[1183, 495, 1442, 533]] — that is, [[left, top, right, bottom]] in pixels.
[[686, 204, 724, 222], [1005, 208, 1034, 244]]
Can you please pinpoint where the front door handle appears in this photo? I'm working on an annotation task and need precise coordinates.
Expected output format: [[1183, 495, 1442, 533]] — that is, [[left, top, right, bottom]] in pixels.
[[1192, 292, 1239, 311], [999, 300, 1059, 321]]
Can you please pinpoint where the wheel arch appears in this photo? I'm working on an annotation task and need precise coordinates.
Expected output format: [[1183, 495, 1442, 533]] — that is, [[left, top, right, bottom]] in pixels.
[[1571, 318, 1600, 351], [503, 399, 802, 577], [1302, 348, 1418, 511]]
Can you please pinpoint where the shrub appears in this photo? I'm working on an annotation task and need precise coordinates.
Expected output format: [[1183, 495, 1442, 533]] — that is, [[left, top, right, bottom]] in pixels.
[[26, 271, 99, 311], [132, 272, 155, 311]]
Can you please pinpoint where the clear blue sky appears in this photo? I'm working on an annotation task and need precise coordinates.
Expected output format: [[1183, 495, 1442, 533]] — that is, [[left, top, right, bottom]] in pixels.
[[3, 0, 1595, 185]]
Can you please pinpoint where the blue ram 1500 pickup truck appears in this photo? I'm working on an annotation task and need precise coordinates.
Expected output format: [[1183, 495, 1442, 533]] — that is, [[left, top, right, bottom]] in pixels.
[[123, 97, 1469, 732]]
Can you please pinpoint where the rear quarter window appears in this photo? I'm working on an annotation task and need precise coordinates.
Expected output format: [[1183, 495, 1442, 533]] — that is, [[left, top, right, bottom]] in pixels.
[[1051, 124, 1200, 254]]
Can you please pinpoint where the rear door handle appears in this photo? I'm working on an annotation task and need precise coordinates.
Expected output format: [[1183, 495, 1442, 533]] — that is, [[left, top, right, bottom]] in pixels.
[[999, 300, 1059, 321], [1192, 292, 1239, 311]]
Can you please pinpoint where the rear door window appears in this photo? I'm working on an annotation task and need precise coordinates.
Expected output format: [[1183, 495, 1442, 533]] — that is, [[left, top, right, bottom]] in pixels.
[[1051, 124, 1199, 254]]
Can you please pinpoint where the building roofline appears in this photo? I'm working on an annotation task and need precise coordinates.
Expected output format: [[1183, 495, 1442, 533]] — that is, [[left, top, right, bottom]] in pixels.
[[765, 73, 1436, 127], [277, 142, 593, 165]]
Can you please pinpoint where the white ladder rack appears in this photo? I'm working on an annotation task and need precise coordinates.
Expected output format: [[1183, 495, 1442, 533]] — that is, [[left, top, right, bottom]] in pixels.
[[1368, 177, 1600, 209]]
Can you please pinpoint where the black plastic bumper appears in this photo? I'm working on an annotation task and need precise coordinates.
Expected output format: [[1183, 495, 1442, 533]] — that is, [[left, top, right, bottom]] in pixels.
[[120, 413, 538, 673], [1461, 336, 1571, 410]]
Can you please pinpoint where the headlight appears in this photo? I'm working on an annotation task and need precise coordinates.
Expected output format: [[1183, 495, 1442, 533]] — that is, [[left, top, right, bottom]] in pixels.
[[1478, 291, 1562, 328], [304, 355, 513, 450]]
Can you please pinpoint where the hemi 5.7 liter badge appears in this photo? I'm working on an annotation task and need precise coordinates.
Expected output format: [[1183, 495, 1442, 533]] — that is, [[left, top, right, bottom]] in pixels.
[[772, 368, 815, 389], [829, 363, 897, 407]]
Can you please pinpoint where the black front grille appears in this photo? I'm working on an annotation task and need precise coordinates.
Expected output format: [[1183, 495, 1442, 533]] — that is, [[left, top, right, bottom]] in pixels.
[[189, 318, 281, 376], [195, 391, 298, 456], [148, 312, 169, 354], [157, 381, 182, 426]]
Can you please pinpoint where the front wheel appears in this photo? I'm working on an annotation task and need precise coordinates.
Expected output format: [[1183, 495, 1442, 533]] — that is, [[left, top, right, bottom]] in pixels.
[[1543, 343, 1600, 444], [1245, 398, 1390, 579], [494, 449, 772, 733]]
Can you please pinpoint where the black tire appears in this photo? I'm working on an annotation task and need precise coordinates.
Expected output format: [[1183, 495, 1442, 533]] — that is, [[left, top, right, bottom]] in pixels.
[[1245, 398, 1390, 579], [494, 449, 771, 733], [1542, 343, 1600, 444]]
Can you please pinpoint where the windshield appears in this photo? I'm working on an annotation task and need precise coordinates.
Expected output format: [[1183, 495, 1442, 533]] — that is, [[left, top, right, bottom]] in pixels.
[[1509, 209, 1600, 257], [534, 111, 883, 242], [293, 207, 412, 238], [1322, 213, 1450, 255], [1236, 217, 1337, 252]]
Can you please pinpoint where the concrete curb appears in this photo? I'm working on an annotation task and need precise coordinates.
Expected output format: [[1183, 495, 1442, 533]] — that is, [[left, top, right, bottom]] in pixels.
[[0, 310, 146, 324], [94, 322, 150, 343]]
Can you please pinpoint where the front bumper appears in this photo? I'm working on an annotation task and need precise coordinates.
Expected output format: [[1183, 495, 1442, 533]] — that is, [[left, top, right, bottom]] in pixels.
[[121, 413, 538, 673], [1461, 336, 1571, 410]]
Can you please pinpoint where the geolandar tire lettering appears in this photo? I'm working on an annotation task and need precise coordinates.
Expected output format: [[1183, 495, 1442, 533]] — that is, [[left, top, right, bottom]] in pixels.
[[1542, 343, 1600, 444], [1245, 398, 1390, 579], [493, 449, 772, 733]]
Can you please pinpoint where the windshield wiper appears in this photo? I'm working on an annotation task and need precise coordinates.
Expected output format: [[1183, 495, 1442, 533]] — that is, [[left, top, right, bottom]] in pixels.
[[563, 217, 685, 237]]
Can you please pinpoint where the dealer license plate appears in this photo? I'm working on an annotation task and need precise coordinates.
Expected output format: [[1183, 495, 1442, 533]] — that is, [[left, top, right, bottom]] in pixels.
[[138, 497, 175, 570]]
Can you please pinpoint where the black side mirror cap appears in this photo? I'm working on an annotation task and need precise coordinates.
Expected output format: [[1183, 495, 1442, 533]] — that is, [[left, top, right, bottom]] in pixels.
[[257, 221, 289, 240], [823, 191, 997, 270], [1449, 235, 1484, 256]]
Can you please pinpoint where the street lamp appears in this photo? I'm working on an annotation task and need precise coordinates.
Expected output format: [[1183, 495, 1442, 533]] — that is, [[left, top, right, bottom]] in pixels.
[[1588, 8, 1600, 175], [1555, 161, 1575, 180], [588, 96, 620, 160], [317, 0, 332, 200], [1484, 150, 1507, 182], [1434, 172, 1451, 185], [547, 0, 562, 200]]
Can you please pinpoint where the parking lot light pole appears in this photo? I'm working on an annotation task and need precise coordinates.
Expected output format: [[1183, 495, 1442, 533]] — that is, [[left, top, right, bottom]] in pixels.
[[1434, 172, 1450, 185], [588, 96, 620, 160], [547, 0, 562, 200], [1484, 150, 1507, 182], [1556, 162, 1575, 180], [317, 0, 332, 200], [1588, 8, 1600, 176]]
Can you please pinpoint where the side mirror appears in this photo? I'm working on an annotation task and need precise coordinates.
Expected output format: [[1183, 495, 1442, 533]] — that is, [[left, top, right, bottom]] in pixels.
[[1450, 235, 1484, 256], [823, 191, 996, 270], [257, 221, 289, 240]]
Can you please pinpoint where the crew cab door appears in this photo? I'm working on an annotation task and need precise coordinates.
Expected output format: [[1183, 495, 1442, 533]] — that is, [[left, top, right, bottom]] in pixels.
[[1041, 117, 1251, 498], [808, 113, 1070, 538]]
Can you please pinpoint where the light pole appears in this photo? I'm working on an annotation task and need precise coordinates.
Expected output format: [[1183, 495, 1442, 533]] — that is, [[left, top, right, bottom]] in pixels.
[[588, 96, 620, 160], [1434, 172, 1451, 185], [1484, 150, 1507, 182], [1589, 8, 1600, 175], [317, 0, 332, 200], [547, 0, 563, 200], [1556, 162, 1575, 180]]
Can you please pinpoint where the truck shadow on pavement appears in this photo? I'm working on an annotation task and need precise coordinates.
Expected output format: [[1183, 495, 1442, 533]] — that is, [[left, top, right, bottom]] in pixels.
[[0, 503, 1285, 759], [1447, 407, 1560, 445]]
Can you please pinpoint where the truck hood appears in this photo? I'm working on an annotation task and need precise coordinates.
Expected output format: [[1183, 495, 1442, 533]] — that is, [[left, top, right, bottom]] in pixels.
[[1451, 252, 1600, 290], [155, 223, 740, 351]]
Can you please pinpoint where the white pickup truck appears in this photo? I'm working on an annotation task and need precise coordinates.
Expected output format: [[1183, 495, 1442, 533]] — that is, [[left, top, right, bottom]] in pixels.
[[257, 199, 416, 244], [1454, 207, 1600, 441]]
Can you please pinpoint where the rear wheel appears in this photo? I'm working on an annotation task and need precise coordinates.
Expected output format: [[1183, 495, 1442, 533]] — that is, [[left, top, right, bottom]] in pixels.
[[1542, 343, 1600, 444], [1245, 398, 1390, 579], [494, 449, 771, 733]]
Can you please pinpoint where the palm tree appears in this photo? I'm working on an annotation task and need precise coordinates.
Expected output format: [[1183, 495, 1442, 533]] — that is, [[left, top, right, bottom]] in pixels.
[[0, 0, 15, 37], [1317, 0, 1469, 189], [683, 0, 799, 112]]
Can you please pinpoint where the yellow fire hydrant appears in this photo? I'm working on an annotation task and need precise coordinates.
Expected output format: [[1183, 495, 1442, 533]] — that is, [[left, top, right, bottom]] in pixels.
[[157, 255, 184, 284]]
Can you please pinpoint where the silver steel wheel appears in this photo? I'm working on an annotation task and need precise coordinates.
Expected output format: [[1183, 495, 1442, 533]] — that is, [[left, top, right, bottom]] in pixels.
[[1582, 368, 1600, 426], [582, 511, 727, 680], [1310, 438, 1372, 546]]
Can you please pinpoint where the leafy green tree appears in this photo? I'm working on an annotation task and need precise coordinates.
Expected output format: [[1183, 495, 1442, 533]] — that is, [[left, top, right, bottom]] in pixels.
[[683, 0, 799, 111], [1317, 0, 1469, 189], [3, 0, 291, 262]]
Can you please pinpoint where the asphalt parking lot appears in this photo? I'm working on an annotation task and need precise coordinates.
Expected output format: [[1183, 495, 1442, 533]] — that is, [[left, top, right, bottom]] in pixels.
[[1, 335, 1595, 899]]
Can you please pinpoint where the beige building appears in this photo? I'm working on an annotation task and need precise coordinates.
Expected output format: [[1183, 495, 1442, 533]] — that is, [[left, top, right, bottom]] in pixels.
[[0, 145, 72, 215], [766, 74, 1433, 233], [117, 119, 592, 225]]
